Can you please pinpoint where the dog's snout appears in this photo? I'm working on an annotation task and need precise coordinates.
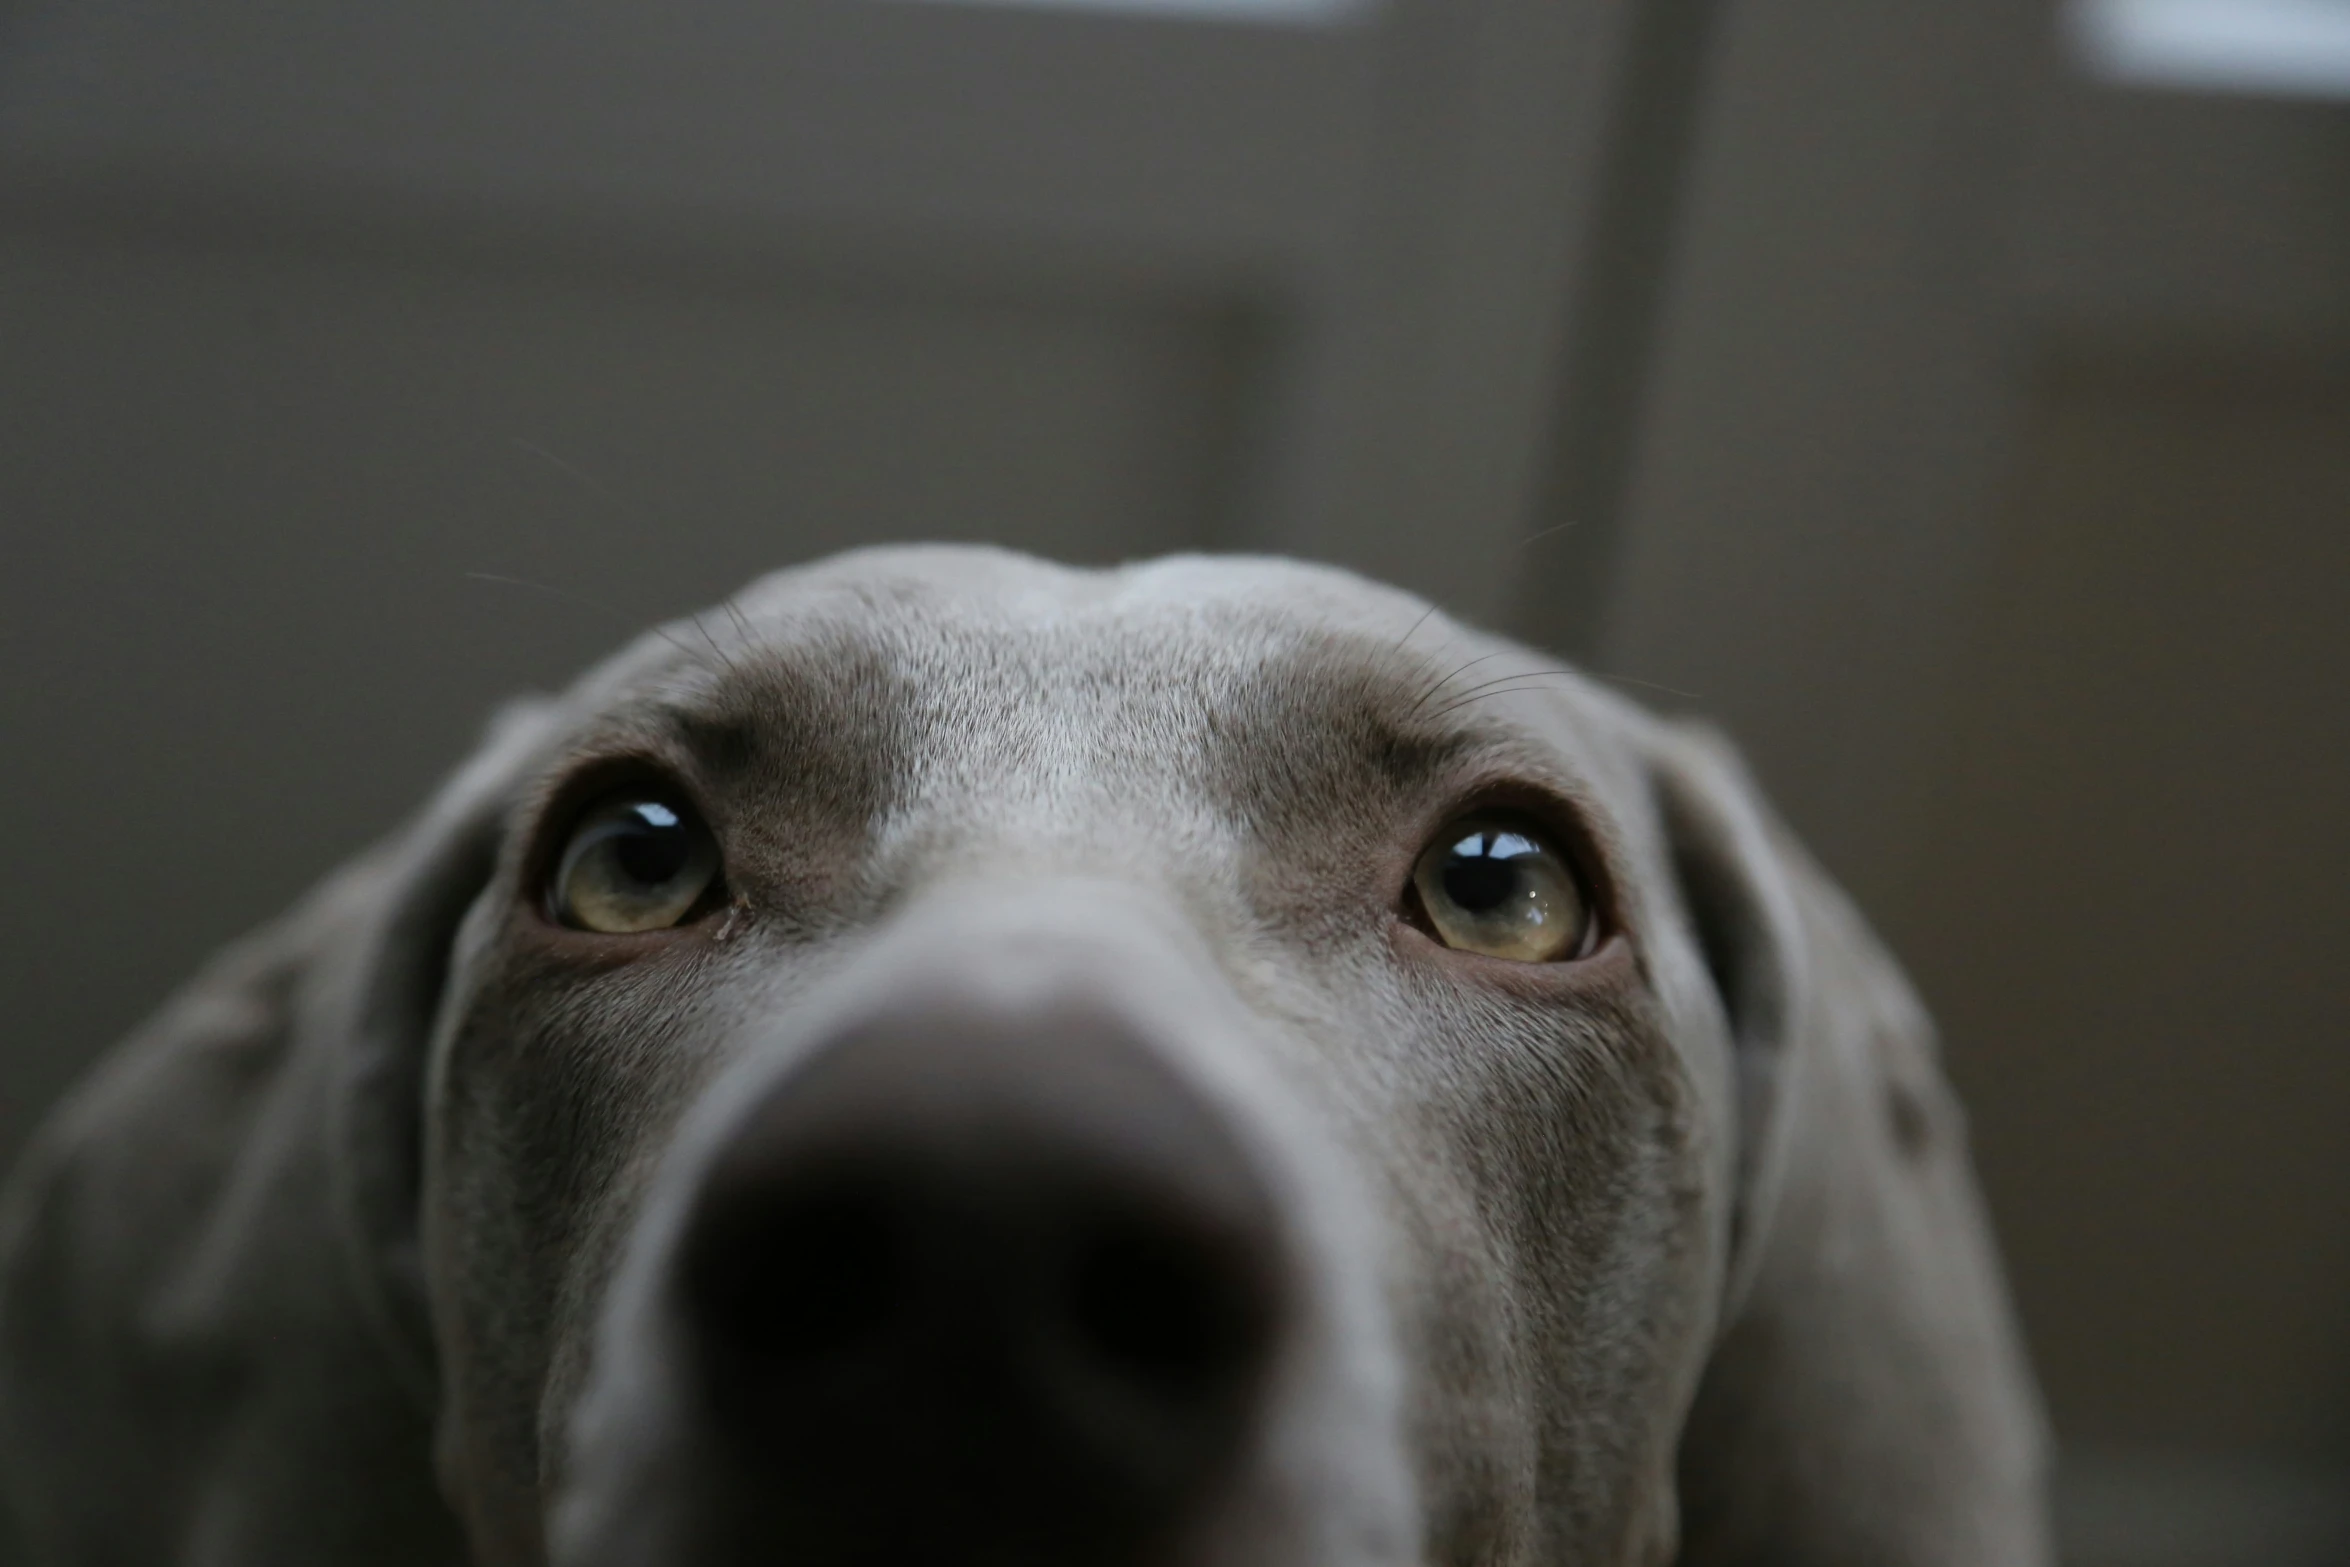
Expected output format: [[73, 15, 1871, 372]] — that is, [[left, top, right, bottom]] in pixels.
[[683, 1152, 1275, 1429], [671, 983, 1289, 1561]]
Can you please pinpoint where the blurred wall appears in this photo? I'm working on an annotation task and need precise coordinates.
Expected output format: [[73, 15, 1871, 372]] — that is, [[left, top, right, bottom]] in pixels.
[[0, 217, 1259, 1168], [1584, 30, 2350, 1560], [1909, 85, 2350, 1564], [1905, 345, 2350, 1564]]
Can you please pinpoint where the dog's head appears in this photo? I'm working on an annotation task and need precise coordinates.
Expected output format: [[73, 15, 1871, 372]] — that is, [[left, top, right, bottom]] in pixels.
[[0, 547, 2049, 1567]]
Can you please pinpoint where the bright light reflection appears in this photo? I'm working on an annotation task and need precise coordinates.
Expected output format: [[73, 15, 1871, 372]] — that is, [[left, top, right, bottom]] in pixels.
[[2070, 0, 2350, 99]]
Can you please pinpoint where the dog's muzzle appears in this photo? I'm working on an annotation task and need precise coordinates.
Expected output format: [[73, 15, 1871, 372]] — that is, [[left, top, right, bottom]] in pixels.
[[676, 977, 1289, 1562], [551, 881, 1410, 1567]]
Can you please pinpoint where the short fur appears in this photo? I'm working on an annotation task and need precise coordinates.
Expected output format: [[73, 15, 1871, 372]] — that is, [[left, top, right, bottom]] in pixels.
[[0, 547, 2050, 1565]]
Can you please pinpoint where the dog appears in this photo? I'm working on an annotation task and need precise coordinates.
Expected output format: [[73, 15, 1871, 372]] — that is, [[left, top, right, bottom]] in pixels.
[[0, 546, 2050, 1566]]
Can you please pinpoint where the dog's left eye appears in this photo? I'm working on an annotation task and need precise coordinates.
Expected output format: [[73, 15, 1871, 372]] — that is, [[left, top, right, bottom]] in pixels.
[[1410, 816, 1592, 963], [549, 793, 722, 933]]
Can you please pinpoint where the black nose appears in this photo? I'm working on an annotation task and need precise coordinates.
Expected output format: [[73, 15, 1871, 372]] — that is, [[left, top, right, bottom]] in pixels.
[[672, 994, 1290, 1565]]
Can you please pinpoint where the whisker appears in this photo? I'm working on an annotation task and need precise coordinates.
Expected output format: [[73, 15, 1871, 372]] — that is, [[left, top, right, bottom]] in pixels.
[[1424, 670, 1588, 723], [1406, 651, 1512, 719], [1510, 517, 1577, 552], [511, 438, 637, 512], [505, 437, 758, 678], [1424, 665, 1584, 710], [1592, 670, 1704, 703], [685, 608, 743, 680], [464, 571, 714, 674], [1424, 686, 1559, 724], [1391, 604, 1442, 656]]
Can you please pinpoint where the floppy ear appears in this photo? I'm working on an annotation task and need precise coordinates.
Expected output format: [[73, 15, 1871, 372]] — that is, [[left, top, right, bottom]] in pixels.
[[1648, 722, 2053, 1567], [0, 699, 557, 1566]]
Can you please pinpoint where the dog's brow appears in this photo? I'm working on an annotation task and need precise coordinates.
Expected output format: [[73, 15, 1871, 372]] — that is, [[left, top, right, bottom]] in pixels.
[[670, 713, 760, 774], [1200, 645, 1512, 826], [1339, 644, 1549, 752], [1357, 720, 1480, 792]]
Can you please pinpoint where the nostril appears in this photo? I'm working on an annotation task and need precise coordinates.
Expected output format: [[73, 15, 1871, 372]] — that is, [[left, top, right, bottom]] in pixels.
[[1064, 1210, 1275, 1395], [682, 1172, 910, 1371]]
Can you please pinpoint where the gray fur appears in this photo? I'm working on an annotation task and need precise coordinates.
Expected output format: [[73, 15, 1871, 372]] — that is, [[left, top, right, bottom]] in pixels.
[[0, 546, 2050, 1564]]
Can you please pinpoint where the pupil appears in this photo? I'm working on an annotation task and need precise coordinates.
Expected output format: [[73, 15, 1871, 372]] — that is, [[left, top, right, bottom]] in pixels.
[[1443, 845, 1521, 913], [612, 810, 691, 886]]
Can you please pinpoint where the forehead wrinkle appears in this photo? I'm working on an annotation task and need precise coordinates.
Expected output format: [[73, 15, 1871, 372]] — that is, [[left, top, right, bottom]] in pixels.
[[1222, 631, 1548, 795], [533, 621, 917, 844], [824, 605, 1354, 873], [861, 605, 1564, 830], [589, 573, 1616, 857]]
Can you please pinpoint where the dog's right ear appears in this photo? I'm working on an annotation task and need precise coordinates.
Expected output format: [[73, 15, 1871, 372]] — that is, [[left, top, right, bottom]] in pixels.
[[1644, 721, 2053, 1567], [0, 697, 560, 1566]]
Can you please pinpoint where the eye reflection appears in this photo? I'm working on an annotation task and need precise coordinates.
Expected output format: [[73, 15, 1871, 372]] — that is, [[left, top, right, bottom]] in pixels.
[[1411, 816, 1590, 963]]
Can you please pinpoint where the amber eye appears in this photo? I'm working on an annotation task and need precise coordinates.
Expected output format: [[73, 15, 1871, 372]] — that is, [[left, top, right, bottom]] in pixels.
[[549, 792, 721, 933], [1410, 816, 1592, 963]]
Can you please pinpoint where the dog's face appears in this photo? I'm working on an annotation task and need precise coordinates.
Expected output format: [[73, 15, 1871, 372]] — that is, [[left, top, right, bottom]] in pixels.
[[0, 546, 2050, 1567], [423, 548, 1734, 1566]]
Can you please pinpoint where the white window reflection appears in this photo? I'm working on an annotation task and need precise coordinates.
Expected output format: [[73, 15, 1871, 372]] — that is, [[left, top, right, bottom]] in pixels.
[[2070, 0, 2350, 99]]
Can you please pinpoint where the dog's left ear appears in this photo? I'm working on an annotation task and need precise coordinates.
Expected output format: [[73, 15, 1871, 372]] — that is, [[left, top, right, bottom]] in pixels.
[[1642, 721, 2053, 1567], [0, 698, 558, 1565]]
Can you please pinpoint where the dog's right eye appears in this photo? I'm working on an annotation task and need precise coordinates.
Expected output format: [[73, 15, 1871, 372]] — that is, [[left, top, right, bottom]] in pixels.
[[1409, 814, 1593, 963], [549, 792, 722, 933]]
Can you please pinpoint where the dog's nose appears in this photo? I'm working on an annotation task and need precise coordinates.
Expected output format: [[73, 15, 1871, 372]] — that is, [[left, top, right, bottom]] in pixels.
[[671, 984, 1290, 1563]]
